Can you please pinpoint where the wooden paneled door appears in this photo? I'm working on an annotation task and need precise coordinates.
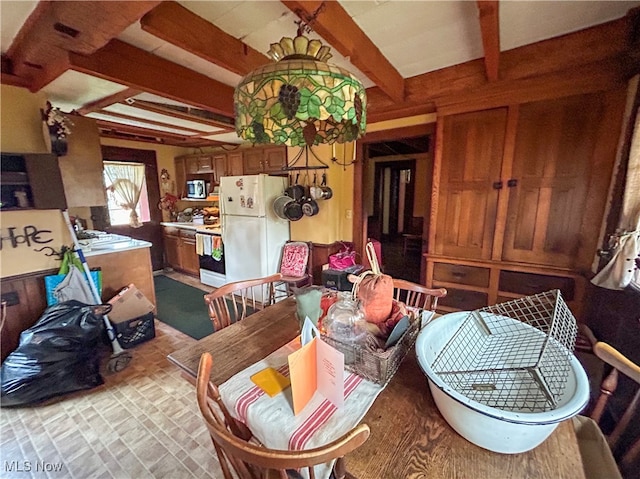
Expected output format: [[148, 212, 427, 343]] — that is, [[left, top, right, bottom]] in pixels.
[[501, 91, 625, 269], [434, 108, 508, 260]]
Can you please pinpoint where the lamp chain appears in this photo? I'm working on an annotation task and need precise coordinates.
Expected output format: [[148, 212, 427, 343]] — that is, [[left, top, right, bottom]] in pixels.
[[294, 2, 327, 36]]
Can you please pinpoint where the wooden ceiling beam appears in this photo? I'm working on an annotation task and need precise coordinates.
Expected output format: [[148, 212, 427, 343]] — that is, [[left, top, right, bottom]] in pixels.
[[476, 1, 500, 81], [95, 118, 192, 141], [91, 109, 205, 135], [68, 39, 235, 117], [6, 1, 161, 86], [281, 0, 405, 103], [366, 12, 635, 121], [140, 1, 268, 76], [126, 100, 234, 131], [77, 88, 142, 115]]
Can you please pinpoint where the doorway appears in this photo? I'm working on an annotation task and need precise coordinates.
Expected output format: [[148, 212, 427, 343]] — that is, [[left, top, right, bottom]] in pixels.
[[95, 146, 164, 271], [355, 125, 434, 283]]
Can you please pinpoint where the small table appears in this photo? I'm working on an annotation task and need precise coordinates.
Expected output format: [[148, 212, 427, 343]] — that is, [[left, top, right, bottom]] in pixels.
[[168, 298, 586, 479]]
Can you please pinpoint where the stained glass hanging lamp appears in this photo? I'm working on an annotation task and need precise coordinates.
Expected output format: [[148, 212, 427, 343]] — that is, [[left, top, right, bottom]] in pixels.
[[234, 8, 367, 148]]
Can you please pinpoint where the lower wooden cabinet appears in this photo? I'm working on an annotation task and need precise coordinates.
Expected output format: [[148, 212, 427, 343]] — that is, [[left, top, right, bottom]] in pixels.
[[426, 255, 587, 319], [163, 227, 199, 276]]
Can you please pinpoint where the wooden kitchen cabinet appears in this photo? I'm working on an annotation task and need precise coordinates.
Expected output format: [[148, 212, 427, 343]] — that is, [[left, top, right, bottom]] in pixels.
[[179, 229, 200, 276], [162, 226, 199, 276], [427, 89, 625, 318], [176, 146, 286, 196], [243, 146, 287, 174], [186, 156, 213, 174], [213, 151, 244, 183]]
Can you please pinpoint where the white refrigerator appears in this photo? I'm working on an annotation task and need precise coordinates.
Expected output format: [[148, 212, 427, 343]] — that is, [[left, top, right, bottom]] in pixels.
[[220, 174, 290, 285]]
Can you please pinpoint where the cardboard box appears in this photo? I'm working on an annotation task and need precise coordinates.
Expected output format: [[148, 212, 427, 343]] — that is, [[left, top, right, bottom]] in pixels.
[[107, 284, 155, 323]]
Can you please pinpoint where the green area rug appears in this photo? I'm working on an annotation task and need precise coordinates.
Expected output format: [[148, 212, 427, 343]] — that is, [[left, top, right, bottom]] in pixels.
[[153, 275, 214, 340]]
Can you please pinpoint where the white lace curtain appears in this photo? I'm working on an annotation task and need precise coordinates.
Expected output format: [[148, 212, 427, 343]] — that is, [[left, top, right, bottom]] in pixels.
[[104, 161, 145, 228], [592, 76, 640, 291]]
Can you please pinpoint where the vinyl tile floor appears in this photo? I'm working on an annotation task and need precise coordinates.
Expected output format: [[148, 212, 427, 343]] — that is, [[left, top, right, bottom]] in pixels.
[[0, 272, 223, 479]]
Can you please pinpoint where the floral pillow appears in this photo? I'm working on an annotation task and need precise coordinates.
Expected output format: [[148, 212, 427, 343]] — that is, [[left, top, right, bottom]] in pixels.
[[280, 242, 309, 278]]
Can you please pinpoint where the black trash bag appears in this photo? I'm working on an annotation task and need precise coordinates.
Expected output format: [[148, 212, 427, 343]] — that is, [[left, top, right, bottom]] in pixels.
[[1, 301, 111, 407]]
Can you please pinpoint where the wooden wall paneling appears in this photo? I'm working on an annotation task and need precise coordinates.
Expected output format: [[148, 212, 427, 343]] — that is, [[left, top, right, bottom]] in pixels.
[[310, 241, 344, 285], [576, 87, 628, 270], [428, 119, 444, 256], [1, 269, 54, 362]]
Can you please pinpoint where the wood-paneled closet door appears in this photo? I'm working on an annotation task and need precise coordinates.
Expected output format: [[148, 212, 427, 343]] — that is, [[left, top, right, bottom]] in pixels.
[[502, 91, 625, 269], [434, 108, 507, 260]]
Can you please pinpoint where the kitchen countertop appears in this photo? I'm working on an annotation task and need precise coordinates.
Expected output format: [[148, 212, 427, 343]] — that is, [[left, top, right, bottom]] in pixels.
[[81, 235, 152, 257], [161, 222, 221, 235]]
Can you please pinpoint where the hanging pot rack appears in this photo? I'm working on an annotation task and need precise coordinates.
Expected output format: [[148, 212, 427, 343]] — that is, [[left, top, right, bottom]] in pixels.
[[282, 145, 329, 171]]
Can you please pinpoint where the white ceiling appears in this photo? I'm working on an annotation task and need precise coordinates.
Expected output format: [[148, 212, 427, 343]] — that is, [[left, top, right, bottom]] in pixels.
[[1, 0, 639, 146]]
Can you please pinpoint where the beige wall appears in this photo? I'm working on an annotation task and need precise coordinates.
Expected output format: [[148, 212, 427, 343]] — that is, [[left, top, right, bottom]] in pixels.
[[0, 84, 435, 275], [1, 84, 48, 153], [288, 142, 355, 244], [100, 137, 190, 197], [0, 210, 72, 278]]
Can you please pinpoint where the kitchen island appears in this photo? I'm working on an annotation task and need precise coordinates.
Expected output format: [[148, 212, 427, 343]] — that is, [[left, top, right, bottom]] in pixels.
[[84, 236, 156, 307], [1, 233, 155, 362]]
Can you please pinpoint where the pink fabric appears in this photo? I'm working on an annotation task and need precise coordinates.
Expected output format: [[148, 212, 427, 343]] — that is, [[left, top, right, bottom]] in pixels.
[[280, 242, 309, 278]]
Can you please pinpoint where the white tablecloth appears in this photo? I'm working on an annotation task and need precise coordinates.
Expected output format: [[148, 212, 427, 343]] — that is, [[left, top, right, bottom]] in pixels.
[[219, 337, 384, 479]]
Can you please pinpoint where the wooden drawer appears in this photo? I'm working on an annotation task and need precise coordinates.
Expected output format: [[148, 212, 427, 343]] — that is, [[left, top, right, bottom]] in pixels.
[[180, 229, 197, 240], [499, 271, 575, 300], [438, 287, 488, 310], [163, 226, 181, 237], [433, 263, 490, 287]]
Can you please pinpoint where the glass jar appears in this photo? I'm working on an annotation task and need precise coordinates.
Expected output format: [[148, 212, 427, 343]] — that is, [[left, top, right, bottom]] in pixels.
[[323, 292, 367, 344]]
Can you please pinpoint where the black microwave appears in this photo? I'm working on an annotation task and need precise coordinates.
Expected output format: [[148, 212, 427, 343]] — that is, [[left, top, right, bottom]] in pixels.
[[186, 180, 207, 199]]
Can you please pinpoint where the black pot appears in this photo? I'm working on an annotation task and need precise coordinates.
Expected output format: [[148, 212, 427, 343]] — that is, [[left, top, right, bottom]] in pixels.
[[284, 200, 303, 221]]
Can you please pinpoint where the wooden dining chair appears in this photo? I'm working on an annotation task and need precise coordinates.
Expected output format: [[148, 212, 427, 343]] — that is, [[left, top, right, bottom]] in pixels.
[[204, 273, 282, 331], [196, 352, 371, 479], [573, 335, 640, 479], [392, 279, 447, 313], [277, 241, 313, 297]]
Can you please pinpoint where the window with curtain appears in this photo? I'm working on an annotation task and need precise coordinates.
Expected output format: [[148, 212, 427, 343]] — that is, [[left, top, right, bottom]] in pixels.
[[103, 161, 150, 227]]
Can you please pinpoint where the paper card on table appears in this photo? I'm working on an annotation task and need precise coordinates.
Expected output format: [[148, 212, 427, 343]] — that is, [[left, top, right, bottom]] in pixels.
[[250, 367, 291, 397], [288, 337, 344, 415], [300, 316, 320, 346]]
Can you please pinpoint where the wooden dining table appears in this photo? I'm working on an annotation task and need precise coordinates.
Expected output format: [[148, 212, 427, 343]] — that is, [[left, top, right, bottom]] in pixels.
[[167, 297, 586, 479]]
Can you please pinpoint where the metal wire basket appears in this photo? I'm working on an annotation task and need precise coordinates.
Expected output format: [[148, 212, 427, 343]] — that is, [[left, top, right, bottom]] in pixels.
[[431, 290, 577, 412]]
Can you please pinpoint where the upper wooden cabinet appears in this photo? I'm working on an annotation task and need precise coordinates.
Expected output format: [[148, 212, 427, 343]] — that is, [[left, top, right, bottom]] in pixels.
[[243, 146, 287, 174], [427, 90, 625, 317], [431, 89, 625, 271], [186, 156, 213, 174], [213, 151, 244, 183], [176, 146, 287, 197], [434, 108, 507, 260]]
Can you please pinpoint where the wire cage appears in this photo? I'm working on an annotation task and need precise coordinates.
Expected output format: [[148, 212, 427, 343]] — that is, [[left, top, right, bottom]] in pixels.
[[431, 290, 578, 412]]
